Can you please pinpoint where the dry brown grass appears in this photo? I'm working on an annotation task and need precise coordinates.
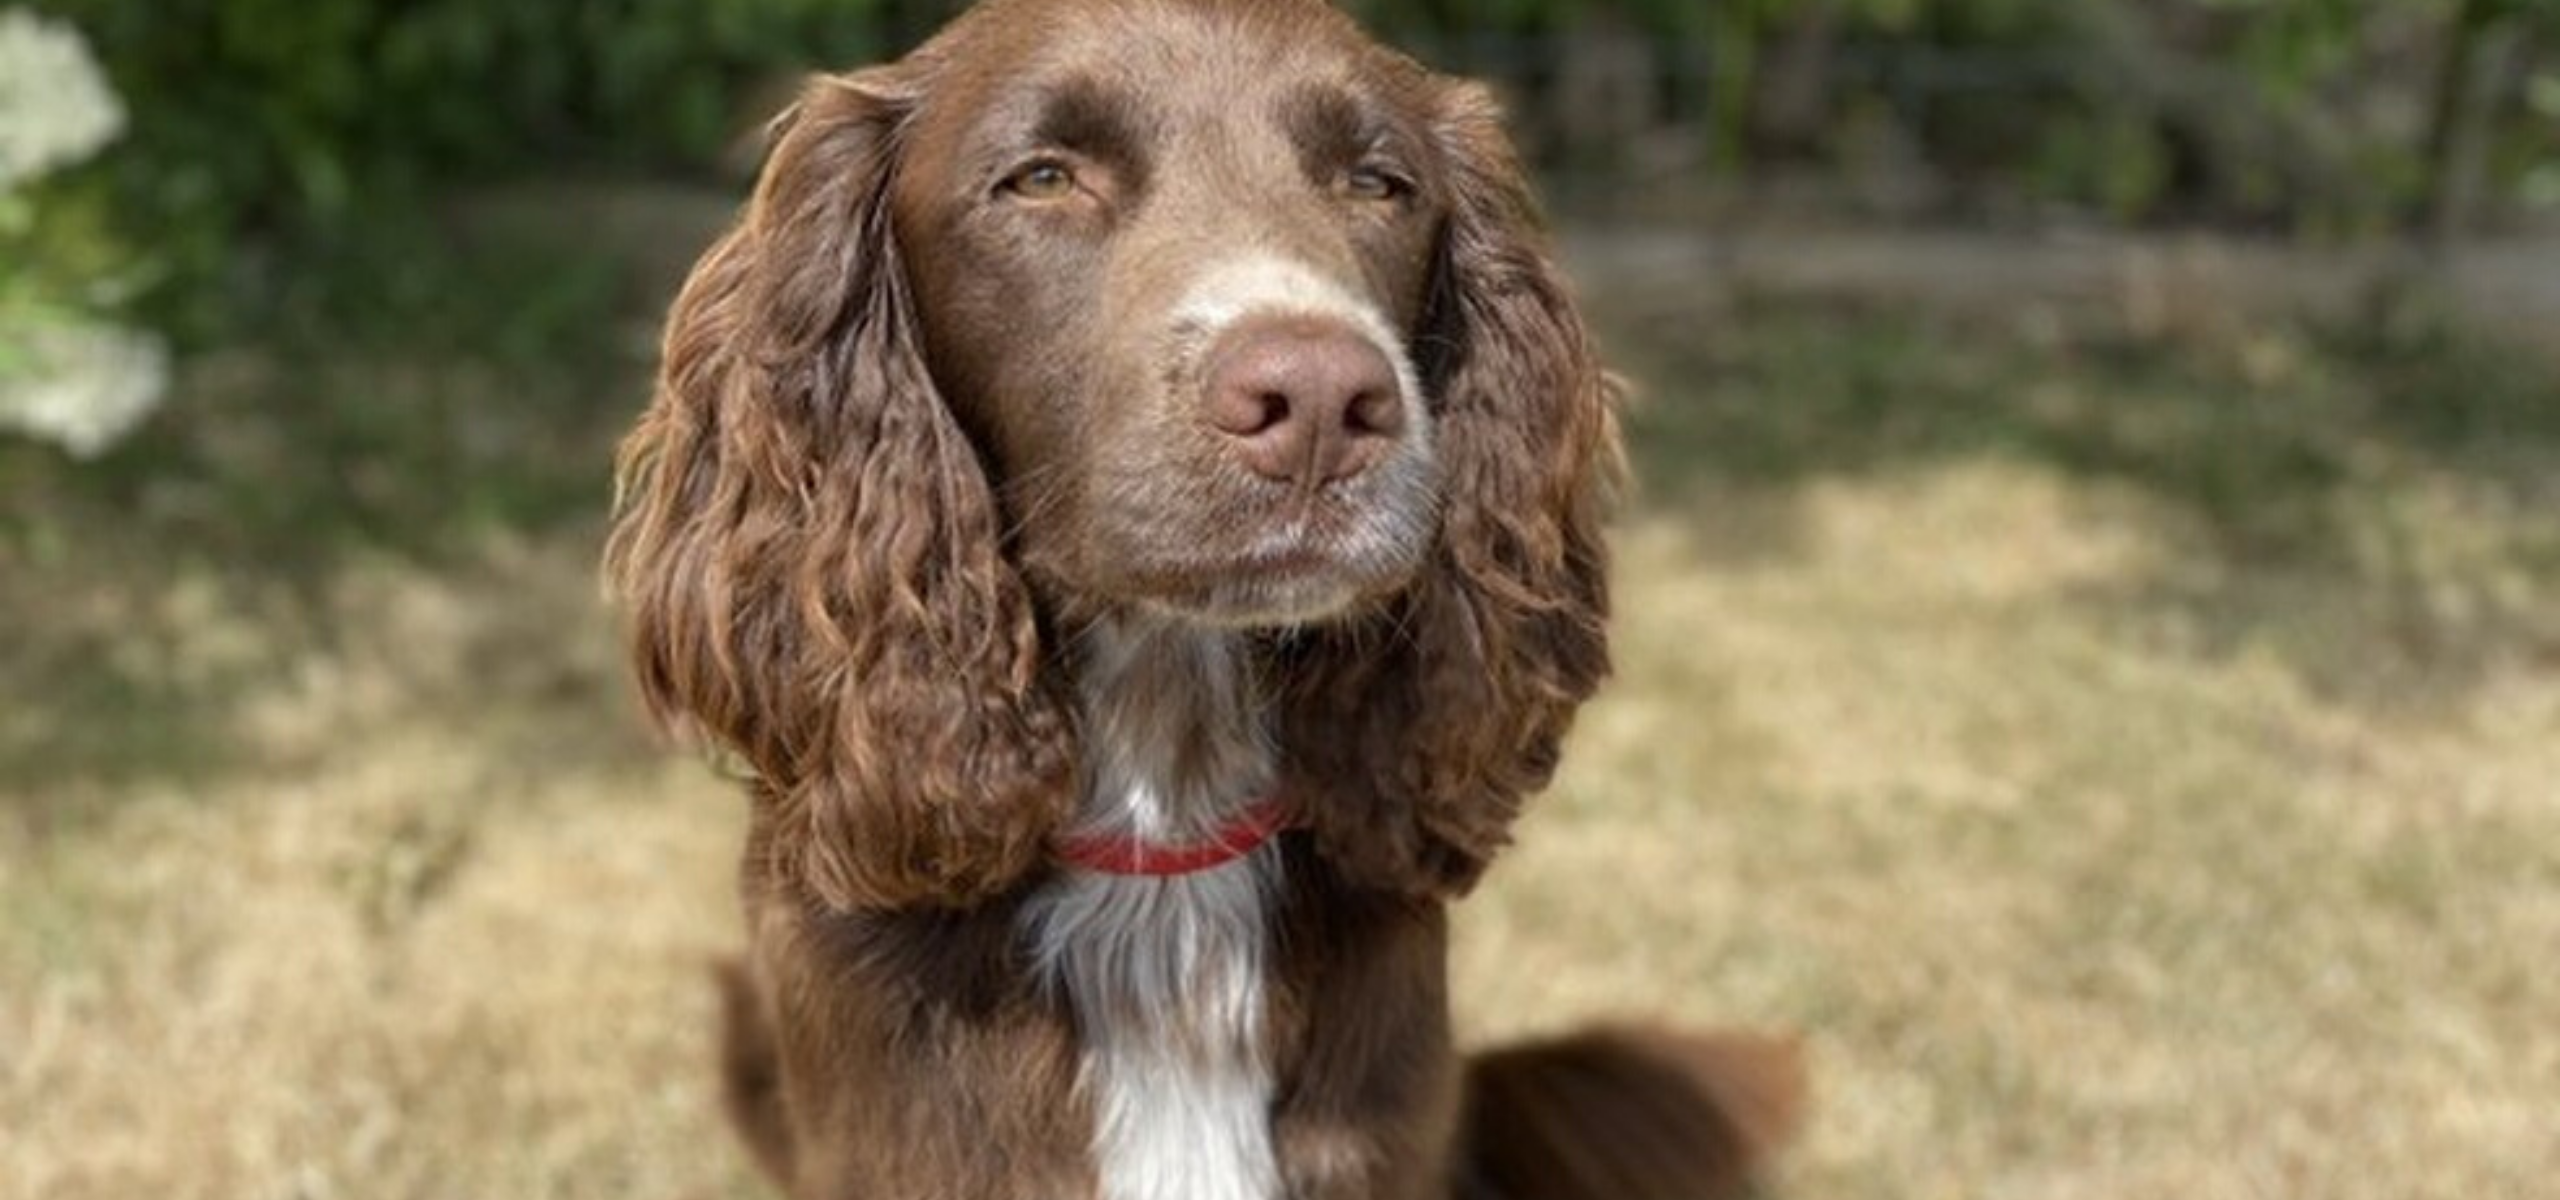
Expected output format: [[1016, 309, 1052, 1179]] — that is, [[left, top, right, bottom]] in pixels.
[[2, 541, 764, 1198], [5, 263, 2557, 1199]]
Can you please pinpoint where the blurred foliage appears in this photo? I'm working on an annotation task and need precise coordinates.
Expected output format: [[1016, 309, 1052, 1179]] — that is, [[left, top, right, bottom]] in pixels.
[[1, 8, 168, 459], [0, 194, 630, 607], [29, 0, 895, 341], [7, 0, 2556, 355], [1360, 0, 2559, 233]]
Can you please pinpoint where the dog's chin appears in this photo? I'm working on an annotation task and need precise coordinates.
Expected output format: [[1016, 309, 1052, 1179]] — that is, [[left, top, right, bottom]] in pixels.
[[1143, 576, 1383, 631], [1052, 494, 1436, 631], [1115, 545, 1421, 632]]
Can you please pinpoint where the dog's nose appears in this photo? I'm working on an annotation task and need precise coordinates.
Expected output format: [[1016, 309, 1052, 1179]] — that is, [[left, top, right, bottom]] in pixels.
[[1202, 317, 1405, 485]]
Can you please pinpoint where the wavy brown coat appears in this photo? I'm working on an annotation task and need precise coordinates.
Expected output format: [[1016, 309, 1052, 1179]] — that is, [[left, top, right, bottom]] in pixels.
[[604, 1, 1797, 1197]]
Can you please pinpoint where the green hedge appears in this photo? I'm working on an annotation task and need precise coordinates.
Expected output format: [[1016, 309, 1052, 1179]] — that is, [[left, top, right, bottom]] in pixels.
[[22, 0, 2559, 344], [36, 0, 906, 338]]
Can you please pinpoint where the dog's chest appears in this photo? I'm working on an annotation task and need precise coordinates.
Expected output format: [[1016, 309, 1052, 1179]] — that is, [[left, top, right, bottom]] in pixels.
[[1027, 854, 1282, 1200], [1031, 620, 1287, 1200]]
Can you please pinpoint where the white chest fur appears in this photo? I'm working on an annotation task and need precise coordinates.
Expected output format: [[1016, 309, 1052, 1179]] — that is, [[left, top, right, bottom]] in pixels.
[[1022, 622, 1283, 1200], [1030, 854, 1280, 1200]]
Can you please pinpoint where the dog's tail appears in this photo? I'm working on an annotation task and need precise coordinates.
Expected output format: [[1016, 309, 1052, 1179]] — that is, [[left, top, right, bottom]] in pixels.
[[1459, 1025, 1809, 1200], [713, 957, 797, 1187]]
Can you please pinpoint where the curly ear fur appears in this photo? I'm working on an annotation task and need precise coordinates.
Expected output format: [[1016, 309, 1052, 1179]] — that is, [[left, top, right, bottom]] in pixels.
[[1279, 82, 1620, 897], [604, 70, 1076, 912]]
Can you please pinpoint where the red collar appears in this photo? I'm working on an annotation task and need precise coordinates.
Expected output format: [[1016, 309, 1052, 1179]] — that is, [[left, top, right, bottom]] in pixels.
[[1053, 794, 1293, 877]]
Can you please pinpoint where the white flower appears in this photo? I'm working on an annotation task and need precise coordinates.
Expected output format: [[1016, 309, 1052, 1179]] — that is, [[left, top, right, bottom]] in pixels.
[[0, 319, 168, 457], [0, 8, 125, 191]]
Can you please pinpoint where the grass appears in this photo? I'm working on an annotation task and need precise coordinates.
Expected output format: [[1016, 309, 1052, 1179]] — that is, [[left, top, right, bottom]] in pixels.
[[4, 211, 2557, 1199]]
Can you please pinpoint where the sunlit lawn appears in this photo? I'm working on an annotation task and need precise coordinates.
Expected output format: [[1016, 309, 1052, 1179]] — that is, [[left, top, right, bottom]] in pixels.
[[4, 207, 2555, 1199], [1472, 288, 2560, 1199]]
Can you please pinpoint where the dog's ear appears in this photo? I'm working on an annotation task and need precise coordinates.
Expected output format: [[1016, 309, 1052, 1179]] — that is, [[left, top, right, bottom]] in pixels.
[[606, 69, 1076, 912], [1281, 80, 1618, 897]]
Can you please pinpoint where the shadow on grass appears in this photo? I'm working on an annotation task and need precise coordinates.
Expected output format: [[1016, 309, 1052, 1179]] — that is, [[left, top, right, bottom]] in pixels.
[[0, 203, 669, 804], [1603, 286, 2560, 709]]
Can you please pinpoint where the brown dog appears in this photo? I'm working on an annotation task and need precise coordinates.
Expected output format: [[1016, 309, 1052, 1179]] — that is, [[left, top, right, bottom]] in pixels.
[[606, 2, 1802, 1196]]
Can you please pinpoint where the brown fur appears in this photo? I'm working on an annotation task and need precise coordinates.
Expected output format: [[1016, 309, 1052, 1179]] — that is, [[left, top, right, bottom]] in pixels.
[[1461, 1028, 1809, 1200], [606, 1, 1798, 1196]]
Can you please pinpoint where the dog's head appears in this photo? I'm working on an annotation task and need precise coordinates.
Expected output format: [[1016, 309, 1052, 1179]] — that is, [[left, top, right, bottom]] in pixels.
[[606, 0, 1617, 908]]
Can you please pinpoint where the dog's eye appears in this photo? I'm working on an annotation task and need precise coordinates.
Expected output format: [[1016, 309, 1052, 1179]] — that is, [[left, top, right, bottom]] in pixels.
[[1341, 164, 1411, 204], [1000, 159, 1079, 201]]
